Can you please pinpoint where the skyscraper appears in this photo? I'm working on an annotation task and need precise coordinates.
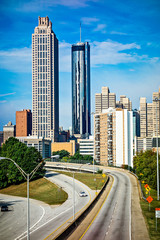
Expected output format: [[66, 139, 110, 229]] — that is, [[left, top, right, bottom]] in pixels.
[[32, 16, 59, 141], [95, 87, 116, 114], [72, 42, 91, 137]]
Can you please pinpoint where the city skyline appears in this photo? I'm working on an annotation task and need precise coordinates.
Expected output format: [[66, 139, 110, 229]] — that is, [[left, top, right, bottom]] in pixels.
[[0, 0, 160, 131]]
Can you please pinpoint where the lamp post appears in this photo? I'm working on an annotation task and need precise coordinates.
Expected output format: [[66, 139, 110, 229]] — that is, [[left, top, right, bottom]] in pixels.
[[153, 97, 160, 201], [0, 157, 45, 240]]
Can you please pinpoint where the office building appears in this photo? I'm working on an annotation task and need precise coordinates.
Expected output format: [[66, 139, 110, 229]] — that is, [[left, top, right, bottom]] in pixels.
[[51, 140, 78, 156], [94, 108, 133, 167], [3, 122, 16, 143], [152, 88, 160, 136], [16, 109, 32, 137], [147, 103, 153, 137], [32, 16, 59, 141], [77, 136, 94, 157], [140, 97, 147, 137], [133, 109, 140, 140], [72, 41, 91, 138], [134, 136, 152, 153], [95, 87, 116, 114], [0, 131, 3, 146], [138, 88, 160, 138], [17, 136, 51, 158], [120, 95, 132, 111]]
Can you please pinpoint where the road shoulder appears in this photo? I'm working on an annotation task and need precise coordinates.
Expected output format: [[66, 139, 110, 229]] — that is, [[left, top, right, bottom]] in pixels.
[[126, 171, 150, 240]]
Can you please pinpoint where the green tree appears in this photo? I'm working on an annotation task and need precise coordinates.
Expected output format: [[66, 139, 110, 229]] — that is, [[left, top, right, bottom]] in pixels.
[[133, 150, 159, 189], [52, 150, 70, 159], [0, 137, 45, 189]]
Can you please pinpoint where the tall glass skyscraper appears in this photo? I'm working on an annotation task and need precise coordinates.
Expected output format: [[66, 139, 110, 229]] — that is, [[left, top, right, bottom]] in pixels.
[[32, 17, 59, 141], [72, 42, 91, 137]]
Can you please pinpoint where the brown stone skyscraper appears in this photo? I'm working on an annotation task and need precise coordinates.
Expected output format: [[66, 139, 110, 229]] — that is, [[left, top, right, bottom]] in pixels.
[[32, 16, 59, 141]]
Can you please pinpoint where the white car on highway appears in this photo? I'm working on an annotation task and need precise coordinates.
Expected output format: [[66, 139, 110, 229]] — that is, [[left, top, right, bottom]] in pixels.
[[79, 191, 88, 197]]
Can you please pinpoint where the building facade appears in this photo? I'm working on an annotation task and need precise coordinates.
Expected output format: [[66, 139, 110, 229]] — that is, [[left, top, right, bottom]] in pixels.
[[95, 87, 116, 114], [51, 140, 78, 156], [94, 108, 133, 167], [17, 136, 51, 158], [0, 131, 3, 146], [140, 97, 147, 137], [72, 42, 91, 138], [32, 16, 59, 141], [77, 136, 94, 157], [16, 109, 32, 137], [3, 122, 16, 143]]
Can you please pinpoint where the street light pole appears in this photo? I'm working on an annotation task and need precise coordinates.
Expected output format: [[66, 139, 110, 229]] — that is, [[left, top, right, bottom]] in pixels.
[[154, 98, 160, 201], [0, 157, 45, 239]]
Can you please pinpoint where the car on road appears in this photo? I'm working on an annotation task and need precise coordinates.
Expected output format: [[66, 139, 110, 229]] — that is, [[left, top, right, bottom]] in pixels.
[[79, 191, 88, 197], [1, 205, 8, 212]]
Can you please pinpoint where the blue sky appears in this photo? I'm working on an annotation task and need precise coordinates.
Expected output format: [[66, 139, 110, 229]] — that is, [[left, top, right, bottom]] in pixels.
[[0, 0, 160, 131]]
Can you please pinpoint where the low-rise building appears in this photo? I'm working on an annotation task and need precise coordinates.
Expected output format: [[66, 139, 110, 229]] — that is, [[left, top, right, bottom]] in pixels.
[[51, 140, 78, 156], [77, 136, 94, 157], [3, 121, 16, 143], [17, 136, 51, 158]]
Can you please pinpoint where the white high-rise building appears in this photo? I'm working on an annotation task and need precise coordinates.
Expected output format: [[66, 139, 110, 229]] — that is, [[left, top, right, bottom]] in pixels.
[[32, 16, 59, 141], [94, 108, 133, 167]]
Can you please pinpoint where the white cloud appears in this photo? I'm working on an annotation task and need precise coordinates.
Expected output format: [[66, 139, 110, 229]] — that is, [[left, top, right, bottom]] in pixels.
[[91, 40, 140, 65], [0, 92, 16, 97], [0, 100, 7, 103], [59, 41, 71, 72], [15, 0, 97, 12], [0, 40, 159, 74], [93, 24, 107, 33], [0, 47, 31, 72], [81, 17, 99, 25], [110, 31, 127, 35]]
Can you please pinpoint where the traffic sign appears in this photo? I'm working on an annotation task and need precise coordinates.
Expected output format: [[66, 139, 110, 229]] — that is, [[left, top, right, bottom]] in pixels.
[[147, 196, 153, 203], [102, 173, 106, 178], [144, 184, 149, 189], [155, 208, 160, 218]]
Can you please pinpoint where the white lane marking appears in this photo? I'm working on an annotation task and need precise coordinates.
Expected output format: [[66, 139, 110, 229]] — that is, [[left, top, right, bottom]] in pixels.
[[15, 173, 92, 240], [15, 205, 45, 240], [19, 202, 75, 239]]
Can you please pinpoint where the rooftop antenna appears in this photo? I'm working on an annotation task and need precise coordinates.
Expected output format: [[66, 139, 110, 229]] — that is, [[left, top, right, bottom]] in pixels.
[[80, 22, 81, 42]]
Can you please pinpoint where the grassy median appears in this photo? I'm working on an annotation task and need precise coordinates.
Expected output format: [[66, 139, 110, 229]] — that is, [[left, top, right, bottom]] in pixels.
[[53, 170, 108, 190], [140, 183, 160, 240], [0, 178, 68, 205]]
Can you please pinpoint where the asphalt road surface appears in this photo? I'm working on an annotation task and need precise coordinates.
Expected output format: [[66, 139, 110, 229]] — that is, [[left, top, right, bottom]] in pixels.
[[81, 170, 131, 240], [0, 171, 95, 240]]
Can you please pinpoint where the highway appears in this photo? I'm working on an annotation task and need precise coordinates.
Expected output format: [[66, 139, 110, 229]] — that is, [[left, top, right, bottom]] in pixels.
[[80, 170, 131, 240], [0, 171, 95, 240]]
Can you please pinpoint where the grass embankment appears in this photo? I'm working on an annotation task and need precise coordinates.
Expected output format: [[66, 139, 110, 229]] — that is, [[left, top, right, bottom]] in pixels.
[[54, 171, 108, 190], [0, 178, 68, 205], [140, 183, 160, 240]]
